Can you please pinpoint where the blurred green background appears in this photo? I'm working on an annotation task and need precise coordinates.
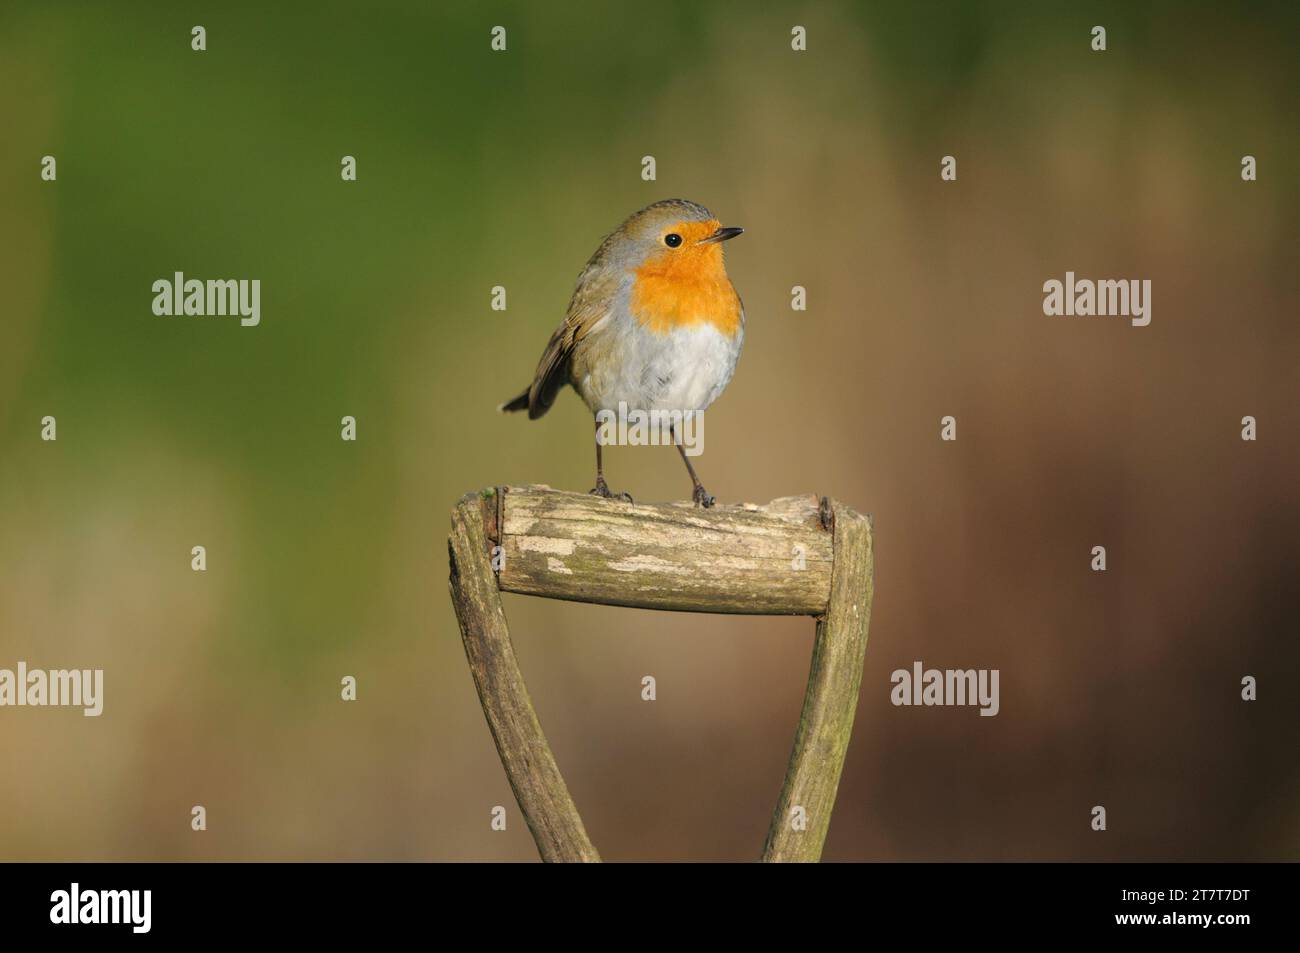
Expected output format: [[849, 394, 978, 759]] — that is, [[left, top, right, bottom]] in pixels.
[[1, 1, 1297, 860]]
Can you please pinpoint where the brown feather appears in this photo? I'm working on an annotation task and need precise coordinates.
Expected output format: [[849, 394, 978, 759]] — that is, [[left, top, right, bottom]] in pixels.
[[518, 244, 621, 419]]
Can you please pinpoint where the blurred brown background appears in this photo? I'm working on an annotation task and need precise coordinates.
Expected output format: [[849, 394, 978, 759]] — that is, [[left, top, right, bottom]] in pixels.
[[1, 1, 1296, 860]]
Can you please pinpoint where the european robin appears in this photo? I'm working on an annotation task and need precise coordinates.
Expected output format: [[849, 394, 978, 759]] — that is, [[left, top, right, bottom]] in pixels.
[[501, 199, 745, 507]]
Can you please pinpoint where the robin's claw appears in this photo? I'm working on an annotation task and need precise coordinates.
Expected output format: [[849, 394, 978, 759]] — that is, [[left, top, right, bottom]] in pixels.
[[693, 486, 715, 509], [590, 479, 633, 503]]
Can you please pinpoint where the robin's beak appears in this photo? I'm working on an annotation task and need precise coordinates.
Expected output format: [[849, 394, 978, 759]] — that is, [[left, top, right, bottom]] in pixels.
[[699, 226, 744, 245]]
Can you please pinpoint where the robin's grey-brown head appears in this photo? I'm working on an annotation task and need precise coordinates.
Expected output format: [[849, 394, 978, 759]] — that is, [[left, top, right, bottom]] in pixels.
[[600, 199, 743, 269]]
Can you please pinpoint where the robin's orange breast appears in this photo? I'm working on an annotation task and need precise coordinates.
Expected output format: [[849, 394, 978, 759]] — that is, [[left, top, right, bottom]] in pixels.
[[629, 229, 742, 337]]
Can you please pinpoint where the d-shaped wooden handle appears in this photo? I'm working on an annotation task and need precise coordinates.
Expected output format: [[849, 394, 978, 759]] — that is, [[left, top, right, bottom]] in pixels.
[[448, 485, 874, 862]]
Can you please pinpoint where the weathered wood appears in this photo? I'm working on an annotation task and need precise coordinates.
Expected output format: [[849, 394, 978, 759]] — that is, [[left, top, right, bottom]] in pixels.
[[448, 485, 875, 863], [447, 491, 600, 862], [761, 501, 875, 862], [495, 484, 834, 615]]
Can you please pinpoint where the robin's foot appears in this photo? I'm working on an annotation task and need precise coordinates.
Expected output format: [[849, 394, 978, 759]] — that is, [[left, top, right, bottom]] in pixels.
[[590, 479, 633, 503], [692, 485, 715, 509]]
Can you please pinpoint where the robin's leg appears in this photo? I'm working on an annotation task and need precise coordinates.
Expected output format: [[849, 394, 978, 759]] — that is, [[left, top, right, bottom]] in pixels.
[[590, 416, 633, 503], [671, 424, 714, 508]]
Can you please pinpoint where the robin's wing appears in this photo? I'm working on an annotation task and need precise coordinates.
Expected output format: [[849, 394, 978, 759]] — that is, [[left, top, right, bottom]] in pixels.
[[526, 259, 619, 419]]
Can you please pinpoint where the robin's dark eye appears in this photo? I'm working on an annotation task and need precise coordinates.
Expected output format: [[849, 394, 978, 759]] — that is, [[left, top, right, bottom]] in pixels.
[[664, 233, 683, 248]]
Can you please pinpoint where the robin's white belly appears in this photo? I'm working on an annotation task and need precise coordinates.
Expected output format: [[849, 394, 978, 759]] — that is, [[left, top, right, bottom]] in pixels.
[[576, 321, 743, 415]]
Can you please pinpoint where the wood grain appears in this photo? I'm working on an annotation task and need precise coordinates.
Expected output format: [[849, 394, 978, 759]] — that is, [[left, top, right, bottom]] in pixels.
[[448, 485, 875, 863], [495, 484, 834, 615], [447, 491, 600, 862], [762, 501, 875, 861]]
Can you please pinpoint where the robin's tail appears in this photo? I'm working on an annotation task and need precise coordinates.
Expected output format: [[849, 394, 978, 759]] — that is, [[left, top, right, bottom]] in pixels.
[[498, 388, 530, 414]]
